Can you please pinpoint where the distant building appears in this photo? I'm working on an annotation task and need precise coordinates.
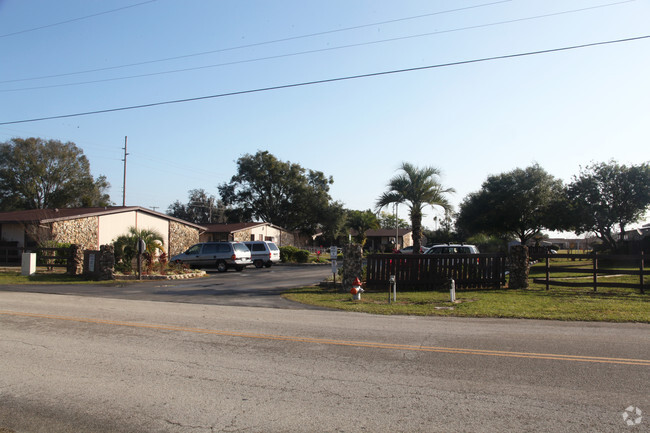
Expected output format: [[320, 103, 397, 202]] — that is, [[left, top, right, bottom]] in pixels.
[[200, 222, 295, 246], [364, 228, 416, 252]]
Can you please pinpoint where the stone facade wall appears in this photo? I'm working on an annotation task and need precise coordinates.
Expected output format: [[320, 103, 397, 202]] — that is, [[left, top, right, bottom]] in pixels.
[[83, 245, 115, 280], [509, 245, 529, 289], [233, 228, 252, 242], [51, 218, 98, 250], [278, 231, 296, 247], [67, 244, 84, 275], [342, 243, 363, 290], [168, 221, 199, 257], [97, 244, 115, 280]]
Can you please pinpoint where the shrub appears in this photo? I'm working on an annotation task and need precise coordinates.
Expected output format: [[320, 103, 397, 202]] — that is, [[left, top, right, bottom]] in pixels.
[[294, 249, 310, 263], [280, 246, 301, 262]]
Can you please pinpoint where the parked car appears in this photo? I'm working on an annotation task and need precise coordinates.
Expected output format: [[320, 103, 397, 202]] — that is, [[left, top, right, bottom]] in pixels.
[[425, 244, 480, 255], [398, 246, 429, 254], [170, 242, 252, 272], [425, 244, 480, 265], [243, 241, 280, 268]]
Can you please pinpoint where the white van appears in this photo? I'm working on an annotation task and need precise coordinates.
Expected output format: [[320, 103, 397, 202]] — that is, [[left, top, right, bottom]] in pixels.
[[243, 241, 281, 268]]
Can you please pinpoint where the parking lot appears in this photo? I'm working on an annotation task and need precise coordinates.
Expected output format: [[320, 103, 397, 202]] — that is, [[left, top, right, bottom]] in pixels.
[[0, 265, 333, 309]]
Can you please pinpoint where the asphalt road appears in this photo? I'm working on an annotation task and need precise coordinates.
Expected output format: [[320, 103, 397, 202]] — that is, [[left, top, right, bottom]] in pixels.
[[1, 290, 648, 433], [0, 264, 333, 309]]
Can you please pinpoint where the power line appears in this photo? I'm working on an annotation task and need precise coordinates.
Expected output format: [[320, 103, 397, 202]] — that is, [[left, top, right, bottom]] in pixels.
[[1, 34, 648, 126], [0, 0, 158, 38], [0, 0, 636, 93], [0, 0, 512, 84]]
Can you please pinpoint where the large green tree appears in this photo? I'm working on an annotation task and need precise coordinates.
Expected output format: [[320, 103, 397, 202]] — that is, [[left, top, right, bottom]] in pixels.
[[378, 211, 409, 230], [345, 209, 380, 245], [456, 164, 563, 244], [0, 137, 110, 210], [562, 161, 650, 251], [218, 151, 335, 234], [167, 189, 226, 224], [376, 163, 454, 254], [315, 200, 347, 246]]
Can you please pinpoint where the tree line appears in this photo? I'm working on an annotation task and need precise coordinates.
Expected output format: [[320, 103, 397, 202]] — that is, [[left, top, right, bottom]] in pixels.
[[455, 162, 650, 252], [2, 137, 649, 253]]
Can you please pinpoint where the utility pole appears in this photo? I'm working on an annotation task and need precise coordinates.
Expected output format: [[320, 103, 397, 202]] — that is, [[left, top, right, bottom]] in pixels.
[[395, 202, 399, 250], [122, 136, 128, 206]]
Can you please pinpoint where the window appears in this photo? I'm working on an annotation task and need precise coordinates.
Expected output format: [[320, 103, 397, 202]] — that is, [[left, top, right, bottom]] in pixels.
[[186, 244, 201, 255], [203, 244, 218, 254], [234, 243, 249, 253]]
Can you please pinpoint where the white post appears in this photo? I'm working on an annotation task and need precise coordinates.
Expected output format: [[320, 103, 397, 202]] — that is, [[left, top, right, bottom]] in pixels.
[[21, 253, 36, 276], [450, 279, 456, 303]]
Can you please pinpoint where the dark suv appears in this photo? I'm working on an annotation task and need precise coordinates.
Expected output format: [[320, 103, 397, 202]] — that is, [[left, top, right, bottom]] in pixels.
[[170, 242, 252, 272]]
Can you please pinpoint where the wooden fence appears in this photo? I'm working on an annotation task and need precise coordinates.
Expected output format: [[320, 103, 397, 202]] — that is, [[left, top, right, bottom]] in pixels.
[[366, 253, 507, 291], [0, 246, 73, 269], [34, 247, 73, 268], [0, 244, 21, 265], [530, 252, 647, 294]]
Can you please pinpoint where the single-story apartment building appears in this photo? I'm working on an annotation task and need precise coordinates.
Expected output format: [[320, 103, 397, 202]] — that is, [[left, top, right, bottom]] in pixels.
[[0, 207, 205, 257], [365, 228, 417, 252], [200, 222, 295, 246]]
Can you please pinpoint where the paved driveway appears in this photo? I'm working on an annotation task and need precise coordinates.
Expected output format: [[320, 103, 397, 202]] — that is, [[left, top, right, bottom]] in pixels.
[[0, 265, 333, 309]]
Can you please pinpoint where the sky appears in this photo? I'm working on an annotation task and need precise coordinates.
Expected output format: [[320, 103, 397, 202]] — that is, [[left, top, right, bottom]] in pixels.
[[1, 0, 649, 234]]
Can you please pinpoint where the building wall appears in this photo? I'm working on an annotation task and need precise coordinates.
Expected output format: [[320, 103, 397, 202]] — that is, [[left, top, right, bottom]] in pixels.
[[1, 223, 25, 246], [51, 217, 99, 250], [98, 211, 171, 253], [135, 212, 170, 252], [232, 228, 252, 242], [200, 224, 295, 246], [168, 221, 199, 257], [98, 212, 137, 247]]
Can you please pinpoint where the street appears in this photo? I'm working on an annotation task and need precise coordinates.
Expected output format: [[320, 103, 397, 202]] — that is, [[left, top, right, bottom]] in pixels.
[[0, 290, 648, 433]]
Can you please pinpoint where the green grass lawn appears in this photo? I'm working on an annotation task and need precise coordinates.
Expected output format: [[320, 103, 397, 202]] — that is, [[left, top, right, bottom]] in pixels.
[[282, 285, 649, 322], [283, 258, 649, 323], [0, 270, 120, 285]]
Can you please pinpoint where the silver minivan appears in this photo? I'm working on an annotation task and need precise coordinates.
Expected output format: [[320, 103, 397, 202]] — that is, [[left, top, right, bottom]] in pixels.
[[171, 242, 252, 272], [243, 241, 280, 268]]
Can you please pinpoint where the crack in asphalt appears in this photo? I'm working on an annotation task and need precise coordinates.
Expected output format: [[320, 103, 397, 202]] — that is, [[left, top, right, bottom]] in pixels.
[[165, 418, 216, 432]]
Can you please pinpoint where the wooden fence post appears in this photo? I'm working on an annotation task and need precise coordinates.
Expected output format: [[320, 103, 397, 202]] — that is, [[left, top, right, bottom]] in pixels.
[[592, 253, 598, 292], [545, 250, 550, 291], [641, 252, 645, 295]]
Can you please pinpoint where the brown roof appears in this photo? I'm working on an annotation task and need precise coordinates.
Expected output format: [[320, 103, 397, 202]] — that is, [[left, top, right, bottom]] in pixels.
[[202, 222, 284, 233], [0, 206, 206, 230], [365, 228, 412, 237]]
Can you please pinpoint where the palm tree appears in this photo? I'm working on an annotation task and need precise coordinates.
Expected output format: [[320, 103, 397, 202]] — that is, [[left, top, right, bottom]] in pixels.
[[113, 227, 165, 272], [376, 163, 454, 254]]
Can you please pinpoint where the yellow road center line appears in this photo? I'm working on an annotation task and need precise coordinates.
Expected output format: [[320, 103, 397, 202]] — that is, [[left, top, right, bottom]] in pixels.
[[2, 310, 649, 366]]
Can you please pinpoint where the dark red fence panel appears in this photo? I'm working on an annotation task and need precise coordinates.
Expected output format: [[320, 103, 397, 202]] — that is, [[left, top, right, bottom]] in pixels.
[[366, 253, 507, 291]]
